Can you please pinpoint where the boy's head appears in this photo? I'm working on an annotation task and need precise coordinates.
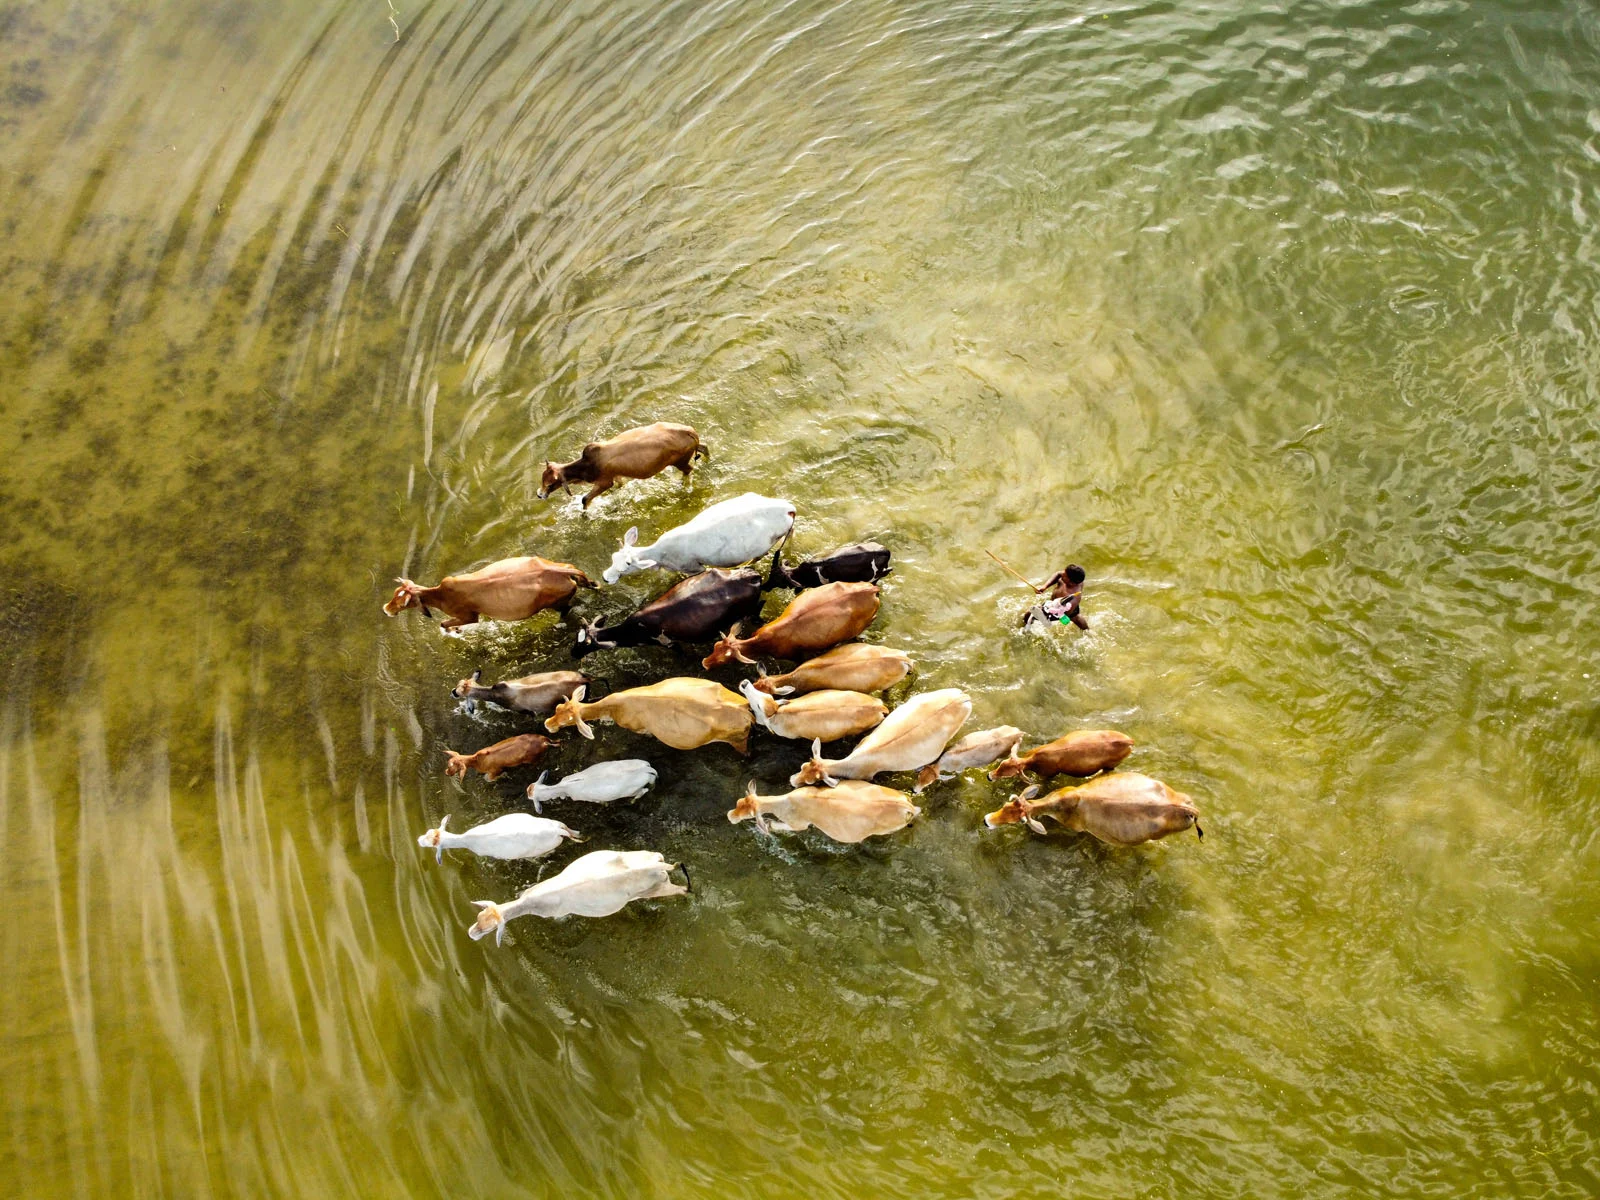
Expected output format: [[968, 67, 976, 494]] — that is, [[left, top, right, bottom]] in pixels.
[[1065, 564, 1086, 585]]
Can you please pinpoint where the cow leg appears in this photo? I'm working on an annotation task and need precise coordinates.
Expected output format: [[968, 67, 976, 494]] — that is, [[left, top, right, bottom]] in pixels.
[[581, 479, 612, 508], [675, 450, 695, 478]]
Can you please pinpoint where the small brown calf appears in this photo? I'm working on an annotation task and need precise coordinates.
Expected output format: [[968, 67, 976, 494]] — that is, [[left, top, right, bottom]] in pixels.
[[539, 422, 707, 508], [443, 734, 554, 781]]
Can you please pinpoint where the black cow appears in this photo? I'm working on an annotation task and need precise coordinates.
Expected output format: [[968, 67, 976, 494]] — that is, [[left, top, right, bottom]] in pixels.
[[574, 568, 764, 659], [764, 541, 891, 591]]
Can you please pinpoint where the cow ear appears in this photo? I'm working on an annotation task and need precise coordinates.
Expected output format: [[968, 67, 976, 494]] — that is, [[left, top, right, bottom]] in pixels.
[[635, 558, 657, 571], [623, 527, 639, 547]]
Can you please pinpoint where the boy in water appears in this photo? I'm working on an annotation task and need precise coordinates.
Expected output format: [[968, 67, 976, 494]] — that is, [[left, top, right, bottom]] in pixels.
[[1022, 563, 1088, 630]]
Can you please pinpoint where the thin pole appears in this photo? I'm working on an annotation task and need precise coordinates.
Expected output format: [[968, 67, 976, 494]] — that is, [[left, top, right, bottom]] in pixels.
[[985, 549, 1044, 593]]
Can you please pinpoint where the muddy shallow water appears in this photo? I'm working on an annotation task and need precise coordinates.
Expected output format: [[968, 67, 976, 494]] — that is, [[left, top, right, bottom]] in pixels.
[[3, 0, 1599, 1195]]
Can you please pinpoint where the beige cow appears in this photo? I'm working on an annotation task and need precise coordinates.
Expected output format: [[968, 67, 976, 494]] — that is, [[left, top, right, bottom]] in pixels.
[[545, 680, 753, 753], [728, 780, 920, 843]]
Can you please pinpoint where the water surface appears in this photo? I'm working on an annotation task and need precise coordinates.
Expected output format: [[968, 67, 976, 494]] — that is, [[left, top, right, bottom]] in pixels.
[[3, 0, 1599, 1195]]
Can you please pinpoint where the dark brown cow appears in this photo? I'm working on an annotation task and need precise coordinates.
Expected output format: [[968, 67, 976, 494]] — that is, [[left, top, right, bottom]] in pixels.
[[539, 422, 708, 508], [383, 556, 595, 632], [574, 568, 763, 658]]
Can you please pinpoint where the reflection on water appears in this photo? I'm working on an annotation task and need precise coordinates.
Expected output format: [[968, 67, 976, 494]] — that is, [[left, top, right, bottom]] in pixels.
[[4, 0, 1600, 1194]]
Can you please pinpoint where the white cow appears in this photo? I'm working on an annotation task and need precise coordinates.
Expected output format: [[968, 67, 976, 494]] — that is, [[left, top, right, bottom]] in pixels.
[[914, 725, 1025, 792], [601, 493, 796, 584], [467, 850, 690, 943], [525, 759, 657, 812], [790, 688, 972, 786], [417, 813, 581, 863]]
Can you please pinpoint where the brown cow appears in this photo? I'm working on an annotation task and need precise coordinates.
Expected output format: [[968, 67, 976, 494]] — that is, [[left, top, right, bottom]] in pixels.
[[702, 582, 880, 668], [443, 733, 553, 781], [538, 422, 708, 508], [988, 730, 1133, 781], [383, 556, 596, 632]]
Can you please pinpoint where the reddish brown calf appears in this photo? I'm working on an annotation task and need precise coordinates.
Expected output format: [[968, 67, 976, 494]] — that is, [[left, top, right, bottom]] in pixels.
[[443, 734, 553, 781]]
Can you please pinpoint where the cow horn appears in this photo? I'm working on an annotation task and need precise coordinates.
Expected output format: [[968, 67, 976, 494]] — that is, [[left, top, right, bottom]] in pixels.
[[746, 781, 769, 834], [566, 687, 594, 739]]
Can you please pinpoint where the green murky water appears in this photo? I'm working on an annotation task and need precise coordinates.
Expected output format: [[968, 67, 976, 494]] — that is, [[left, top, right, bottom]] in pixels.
[[4, 0, 1599, 1194]]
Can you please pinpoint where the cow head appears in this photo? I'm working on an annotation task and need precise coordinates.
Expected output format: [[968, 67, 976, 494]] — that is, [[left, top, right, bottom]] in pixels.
[[737, 679, 777, 727], [544, 686, 594, 739], [417, 814, 450, 863], [790, 738, 838, 787], [727, 781, 770, 832], [451, 669, 483, 712], [383, 578, 430, 617], [985, 786, 1048, 834], [537, 461, 570, 500], [983, 800, 1027, 829], [572, 620, 614, 659], [468, 901, 507, 945], [987, 751, 1027, 781], [602, 527, 657, 584], [702, 628, 755, 669]]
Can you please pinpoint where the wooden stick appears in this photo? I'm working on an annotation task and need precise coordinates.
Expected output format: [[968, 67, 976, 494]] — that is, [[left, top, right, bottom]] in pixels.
[[985, 549, 1044, 593]]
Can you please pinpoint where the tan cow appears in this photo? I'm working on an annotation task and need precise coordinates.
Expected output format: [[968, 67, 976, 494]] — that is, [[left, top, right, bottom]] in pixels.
[[539, 422, 707, 508], [545, 680, 753, 753], [443, 733, 553, 781], [988, 730, 1134, 780], [728, 780, 920, 843], [737, 679, 887, 742], [984, 772, 1201, 845], [702, 582, 880, 668], [384, 556, 596, 632], [750, 643, 912, 696]]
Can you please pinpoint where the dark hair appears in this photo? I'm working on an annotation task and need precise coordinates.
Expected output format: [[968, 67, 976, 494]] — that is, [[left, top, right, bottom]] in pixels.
[[1065, 564, 1086, 584]]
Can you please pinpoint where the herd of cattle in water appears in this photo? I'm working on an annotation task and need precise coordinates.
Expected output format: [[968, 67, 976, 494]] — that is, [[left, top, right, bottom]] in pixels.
[[389, 421, 1203, 945]]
